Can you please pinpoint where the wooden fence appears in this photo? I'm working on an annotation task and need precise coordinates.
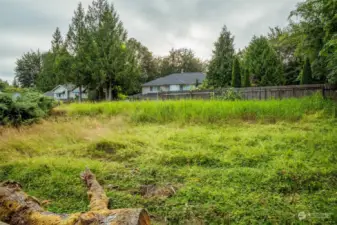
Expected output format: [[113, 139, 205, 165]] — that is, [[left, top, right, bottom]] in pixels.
[[131, 84, 337, 101]]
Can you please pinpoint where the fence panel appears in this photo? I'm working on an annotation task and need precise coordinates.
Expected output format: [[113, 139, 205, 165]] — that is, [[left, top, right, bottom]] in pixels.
[[131, 84, 337, 101]]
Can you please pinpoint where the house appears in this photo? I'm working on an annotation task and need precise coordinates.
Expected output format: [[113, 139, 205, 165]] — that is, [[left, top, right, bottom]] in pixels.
[[51, 84, 88, 101], [12, 92, 21, 100], [71, 87, 88, 99], [141, 72, 206, 94], [44, 91, 54, 98]]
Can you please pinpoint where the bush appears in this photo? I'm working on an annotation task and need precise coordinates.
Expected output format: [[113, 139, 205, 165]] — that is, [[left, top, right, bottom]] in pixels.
[[0, 91, 55, 126], [215, 88, 242, 101]]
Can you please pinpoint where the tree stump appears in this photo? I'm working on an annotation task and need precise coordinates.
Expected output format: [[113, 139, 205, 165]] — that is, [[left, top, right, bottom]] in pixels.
[[0, 169, 151, 225]]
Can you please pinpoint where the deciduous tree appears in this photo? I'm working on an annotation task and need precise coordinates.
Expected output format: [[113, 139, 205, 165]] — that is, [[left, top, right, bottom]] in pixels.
[[15, 50, 42, 88]]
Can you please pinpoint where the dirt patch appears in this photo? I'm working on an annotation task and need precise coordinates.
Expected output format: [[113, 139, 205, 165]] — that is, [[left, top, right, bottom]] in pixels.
[[92, 140, 127, 154], [139, 184, 181, 199]]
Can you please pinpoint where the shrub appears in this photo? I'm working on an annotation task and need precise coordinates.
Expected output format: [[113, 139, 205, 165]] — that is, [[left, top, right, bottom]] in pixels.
[[215, 88, 242, 101], [0, 91, 55, 126]]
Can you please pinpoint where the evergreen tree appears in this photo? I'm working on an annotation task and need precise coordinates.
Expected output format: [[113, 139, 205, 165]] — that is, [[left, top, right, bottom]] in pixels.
[[231, 57, 241, 88], [52, 27, 63, 53], [36, 28, 71, 92], [12, 78, 19, 88], [207, 25, 235, 88], [66, 3, 87, 101], [301, 58, 312, 84], [245, 36, 284, 86], [243, 69, 251, 87]]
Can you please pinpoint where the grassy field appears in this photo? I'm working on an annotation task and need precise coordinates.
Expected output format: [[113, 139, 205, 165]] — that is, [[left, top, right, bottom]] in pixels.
[[1, 96, 336, 224]]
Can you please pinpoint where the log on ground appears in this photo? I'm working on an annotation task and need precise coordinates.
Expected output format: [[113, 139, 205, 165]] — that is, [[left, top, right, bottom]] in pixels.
[[0, 169, 151, 225]]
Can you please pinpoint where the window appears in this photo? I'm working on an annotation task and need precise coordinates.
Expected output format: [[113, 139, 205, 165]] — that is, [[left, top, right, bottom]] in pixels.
[[150, 86, 159, 92], [180, 85, 184, 91]]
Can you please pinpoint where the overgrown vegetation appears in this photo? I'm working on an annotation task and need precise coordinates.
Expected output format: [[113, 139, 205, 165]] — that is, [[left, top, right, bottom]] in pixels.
[[59, 94, 334, 123], [0, 98, 336, 223], [0, 91, 54, 126]]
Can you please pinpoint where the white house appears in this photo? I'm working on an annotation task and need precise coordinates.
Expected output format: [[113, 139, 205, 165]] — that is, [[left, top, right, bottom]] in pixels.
[[50, 84, 88, 101], [71, 87, 88, 99], [141, 72, 206, 95]]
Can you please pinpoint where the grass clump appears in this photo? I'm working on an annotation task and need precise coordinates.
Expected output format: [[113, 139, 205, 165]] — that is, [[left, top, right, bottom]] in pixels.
[[60, 94, 335, 123]]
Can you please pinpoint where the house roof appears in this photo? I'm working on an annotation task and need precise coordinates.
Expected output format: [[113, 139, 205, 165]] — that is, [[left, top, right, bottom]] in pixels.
[[72, 87, 87, 93], [142, 72, 206, 87], [44, 91, 54, 97], [52, 84, 76, 93]]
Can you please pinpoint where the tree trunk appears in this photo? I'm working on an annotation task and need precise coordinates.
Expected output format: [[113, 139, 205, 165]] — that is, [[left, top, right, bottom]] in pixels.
[[79, 86, 83, 103], [105, 81, 111, 101], [108, 82, 112, 101], [0, 169, 151, 225]]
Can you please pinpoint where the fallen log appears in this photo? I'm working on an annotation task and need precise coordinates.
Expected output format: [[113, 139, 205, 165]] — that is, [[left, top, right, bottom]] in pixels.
[[0, 168, 150, 225]]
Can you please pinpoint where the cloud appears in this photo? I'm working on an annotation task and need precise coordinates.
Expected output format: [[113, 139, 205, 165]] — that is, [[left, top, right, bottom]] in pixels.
[[0, 0, 299, 82]]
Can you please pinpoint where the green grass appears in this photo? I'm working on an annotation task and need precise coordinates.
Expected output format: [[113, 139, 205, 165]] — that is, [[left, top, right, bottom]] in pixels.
[[59, 94, 336, 123], [1, 97, 337, 224]]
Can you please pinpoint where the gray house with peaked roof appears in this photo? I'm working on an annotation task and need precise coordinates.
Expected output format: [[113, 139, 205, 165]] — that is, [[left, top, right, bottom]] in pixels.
[[51, 84, 88, 101], [142, 72, 206, 94]]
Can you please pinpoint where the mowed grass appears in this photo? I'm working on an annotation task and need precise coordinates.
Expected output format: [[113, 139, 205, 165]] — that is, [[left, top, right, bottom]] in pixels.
[[58, 94, 336, 123], [1, 97, 337, 224]]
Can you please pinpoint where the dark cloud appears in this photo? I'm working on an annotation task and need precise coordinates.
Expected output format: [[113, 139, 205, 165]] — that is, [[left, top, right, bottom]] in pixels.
[[0, 0, 299, 82]]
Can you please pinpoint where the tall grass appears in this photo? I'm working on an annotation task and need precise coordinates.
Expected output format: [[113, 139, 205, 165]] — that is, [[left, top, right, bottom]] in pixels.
[[59, 94, 335, 123]]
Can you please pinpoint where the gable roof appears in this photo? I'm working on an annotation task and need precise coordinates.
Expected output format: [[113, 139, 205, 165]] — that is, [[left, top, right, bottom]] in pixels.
[[72, 87, 87, 93], [44, 91, 54, 97], [142, 72, 206, 87], [52, 84, 76, 93]]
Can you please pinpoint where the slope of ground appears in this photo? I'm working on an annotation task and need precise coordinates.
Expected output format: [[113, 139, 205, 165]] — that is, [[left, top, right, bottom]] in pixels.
[[0, 97, 336, 224]]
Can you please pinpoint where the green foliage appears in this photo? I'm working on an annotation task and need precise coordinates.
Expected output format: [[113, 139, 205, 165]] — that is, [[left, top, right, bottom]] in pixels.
[[159, 48, 205, 77], [61, 94, 334, 123], [0, 91, 55, 126], [301, 58, 312, 85], [245, 36, 285, 86], [127, 38, 159, 84], [215, 88, 242, 101], [289, 0, 337, 83], [268, 27, 302, 85], [231, 58, 241, 88], [0, 79, 9, 91], [243, 69, 251, 87], [15, 50, 42, 88], [207, 25, 235, 87], [0, 105, 336, 224], [36, 28, 70, 92], [321, 37, 337, 84]]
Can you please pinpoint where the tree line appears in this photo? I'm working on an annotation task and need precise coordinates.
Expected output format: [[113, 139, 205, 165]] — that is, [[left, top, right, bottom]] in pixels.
[[13, 0, 337, 99], [207, 0, 337, 88], [14, 0, 206, 100]]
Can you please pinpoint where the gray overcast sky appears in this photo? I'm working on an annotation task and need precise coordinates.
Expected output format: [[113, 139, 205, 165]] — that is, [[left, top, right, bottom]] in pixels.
[[0, 0, 299, 82]]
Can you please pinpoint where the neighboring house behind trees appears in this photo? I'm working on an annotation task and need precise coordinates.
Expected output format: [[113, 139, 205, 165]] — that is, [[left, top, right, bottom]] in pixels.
[[142, 72, 206, 94], [49, 84, 88, 101]]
